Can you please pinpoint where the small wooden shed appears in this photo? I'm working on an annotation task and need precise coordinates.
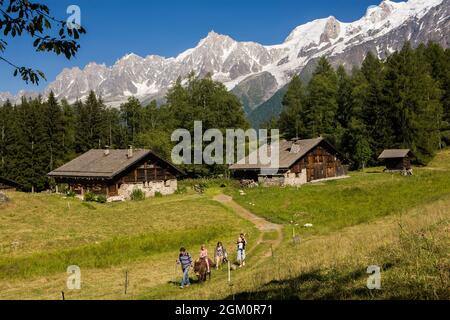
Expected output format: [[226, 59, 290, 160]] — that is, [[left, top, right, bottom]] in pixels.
[[378, 149, 415, 172]]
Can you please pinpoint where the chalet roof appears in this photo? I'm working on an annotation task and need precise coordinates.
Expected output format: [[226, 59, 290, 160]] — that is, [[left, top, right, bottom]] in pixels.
[[378, 149, 414, 159], [0, 176, 22, 188], [48, 149, 183, 180], [230, 137, 344, 171]]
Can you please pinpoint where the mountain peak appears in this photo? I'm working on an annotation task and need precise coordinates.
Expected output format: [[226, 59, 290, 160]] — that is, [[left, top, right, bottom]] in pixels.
[[85, 62, 106, 69], [207, 30, 219, 37], [199, 30, 233, 45], [118, 53, 142, 63], [364, 0, 396, 22], [284, 15, 342, 45]]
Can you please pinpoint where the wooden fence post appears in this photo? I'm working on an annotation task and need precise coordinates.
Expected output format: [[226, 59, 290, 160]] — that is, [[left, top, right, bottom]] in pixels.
[[124, 270, 129, 295], [174, 263, 177, 286]]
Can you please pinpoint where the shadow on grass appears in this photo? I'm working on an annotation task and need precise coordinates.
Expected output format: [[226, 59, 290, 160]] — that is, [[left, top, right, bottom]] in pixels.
[[226, 266, 387, 300], [167, 275, 214, 286]]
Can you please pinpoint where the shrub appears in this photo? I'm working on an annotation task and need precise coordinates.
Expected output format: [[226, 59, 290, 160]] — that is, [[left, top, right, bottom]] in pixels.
[[175, 186, 187, 194], [84, 191, 107, 204], [96, 195, 107, 204], [84, 191, 97, 202], [193, 183, 208, 194], [131, 188, 146, 201], [65, 190, 76, 198]]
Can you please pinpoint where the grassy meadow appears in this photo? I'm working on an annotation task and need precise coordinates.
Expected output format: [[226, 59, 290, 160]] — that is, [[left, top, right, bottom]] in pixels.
[[0, 150, 449, 300], [230, 153, 450, 235], [138, 150, 449, 300], [221, 149, 450, 299], [227, 197, 449, 300], [139, 196, 449, 300], [0, 193, 257, 299]]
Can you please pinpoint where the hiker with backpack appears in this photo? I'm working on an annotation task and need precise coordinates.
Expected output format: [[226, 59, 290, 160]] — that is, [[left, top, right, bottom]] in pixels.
[[237, 233, 247, 268]]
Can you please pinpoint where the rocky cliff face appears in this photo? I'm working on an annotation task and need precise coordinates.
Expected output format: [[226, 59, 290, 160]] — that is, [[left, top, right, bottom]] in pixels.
[[1, 0, 448, 112]]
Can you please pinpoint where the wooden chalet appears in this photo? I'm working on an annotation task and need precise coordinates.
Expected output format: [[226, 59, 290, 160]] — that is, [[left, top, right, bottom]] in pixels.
[[48, 147, 184, 199], [378, 149, 415, 172], [230, 137, 349, 186]]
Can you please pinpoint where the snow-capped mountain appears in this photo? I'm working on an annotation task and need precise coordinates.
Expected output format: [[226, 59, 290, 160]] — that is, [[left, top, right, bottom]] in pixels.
[[248, 0, 449, 126], [0, 90, 39, 104], [40, 32, 287, 108], [1, 0, 448, 110]]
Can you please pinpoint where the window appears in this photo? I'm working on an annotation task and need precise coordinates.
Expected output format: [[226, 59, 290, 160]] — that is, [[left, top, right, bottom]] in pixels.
[[137, 169, 146, 181]]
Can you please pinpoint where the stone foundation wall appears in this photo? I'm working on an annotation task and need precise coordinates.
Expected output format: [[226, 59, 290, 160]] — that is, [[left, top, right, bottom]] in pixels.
[[118, 180, 178, 200], [284, 171, 307, 186], [0, 191, 11, 203], [258, 176, 285, 187], [258, 170, 308, 187]]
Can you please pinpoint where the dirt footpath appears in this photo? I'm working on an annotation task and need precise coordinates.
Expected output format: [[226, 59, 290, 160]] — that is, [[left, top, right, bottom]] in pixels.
[[213, 194, 284, 259]]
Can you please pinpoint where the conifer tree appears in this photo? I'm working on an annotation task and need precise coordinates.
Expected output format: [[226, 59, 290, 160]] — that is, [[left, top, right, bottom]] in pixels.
[[43, 92, 65, 172], [336, 66, 353, 129], [304, 57, 339, 140], [60, 99, 77, 161], [278, 75, 306, 139], [120, 97, 143, 145], [351, 51, 392, 163], [142, 100, 160, 131], [14, 98, 49, 191], [105, 108, 126, 149], [419, 43, 450, 146], [0, 100, 16, 179], [74, 91, 108, 152], [340, 70, 371, 167], [384, 43, 442, 163]]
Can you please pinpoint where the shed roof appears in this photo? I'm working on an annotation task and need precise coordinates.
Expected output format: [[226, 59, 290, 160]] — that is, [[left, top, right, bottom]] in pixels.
[[0, 177, 22, 189], [230, 137, 344, 171], [378, 149, 414, 159], [48, 149, 183, 180]]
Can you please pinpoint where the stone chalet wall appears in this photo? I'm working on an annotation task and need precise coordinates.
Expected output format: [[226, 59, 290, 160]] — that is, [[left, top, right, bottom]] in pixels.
[[284, 170, 308, 186], [258, 170, 307, 187], [118, 179, 178, 200]]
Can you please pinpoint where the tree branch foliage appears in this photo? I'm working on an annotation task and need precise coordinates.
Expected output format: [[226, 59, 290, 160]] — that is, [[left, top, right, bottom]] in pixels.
[[0, 0, 86, 84]]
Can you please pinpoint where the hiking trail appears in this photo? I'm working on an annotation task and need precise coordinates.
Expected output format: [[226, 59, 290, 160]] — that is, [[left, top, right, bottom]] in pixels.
[[213, 194, 284, 260]]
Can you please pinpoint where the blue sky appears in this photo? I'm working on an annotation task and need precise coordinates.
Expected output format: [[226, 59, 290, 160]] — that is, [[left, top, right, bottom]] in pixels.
[[0, 0, 398, 94]]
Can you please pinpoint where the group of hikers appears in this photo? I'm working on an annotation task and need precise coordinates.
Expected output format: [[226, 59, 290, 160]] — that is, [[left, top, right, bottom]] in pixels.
[[177, 233, 247, 289]]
